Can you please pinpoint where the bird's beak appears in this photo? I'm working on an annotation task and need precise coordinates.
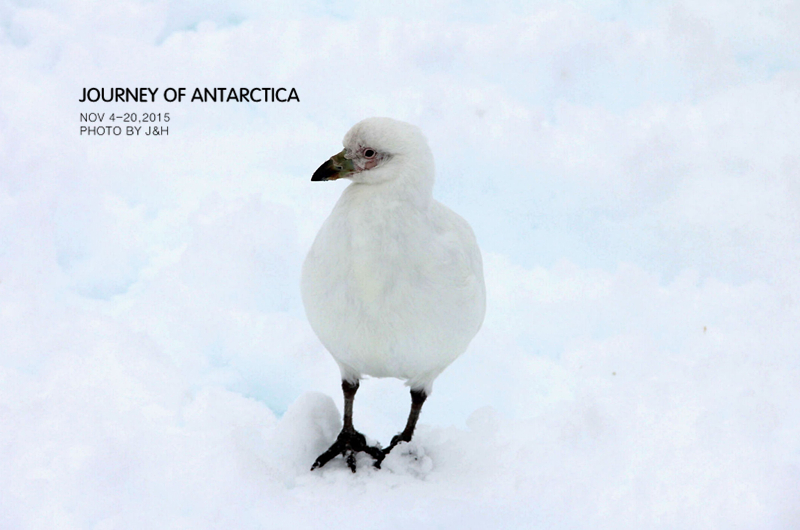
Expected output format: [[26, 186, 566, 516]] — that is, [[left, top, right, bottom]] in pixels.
[[311, 149, 355, 181]]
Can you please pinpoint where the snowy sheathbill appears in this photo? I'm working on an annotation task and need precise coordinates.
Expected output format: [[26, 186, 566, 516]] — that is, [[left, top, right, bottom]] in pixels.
[[302, 117, 486, 472]]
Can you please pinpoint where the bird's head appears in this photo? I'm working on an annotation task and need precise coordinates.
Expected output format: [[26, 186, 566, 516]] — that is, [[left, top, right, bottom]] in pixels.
[[311, 117, 434, 188]]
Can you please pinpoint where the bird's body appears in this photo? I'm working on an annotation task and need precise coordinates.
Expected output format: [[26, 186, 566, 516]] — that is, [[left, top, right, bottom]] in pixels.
[[302, 117, 485, 471], [302, 177, 485, 392]]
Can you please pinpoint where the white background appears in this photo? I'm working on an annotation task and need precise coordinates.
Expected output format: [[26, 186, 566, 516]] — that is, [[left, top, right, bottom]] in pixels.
[[1, 0, 799, 528]]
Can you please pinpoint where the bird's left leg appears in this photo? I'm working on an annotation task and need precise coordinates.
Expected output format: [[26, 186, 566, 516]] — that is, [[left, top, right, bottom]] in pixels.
[[384, 388, 428, 455], [311, 380, 385, 472]]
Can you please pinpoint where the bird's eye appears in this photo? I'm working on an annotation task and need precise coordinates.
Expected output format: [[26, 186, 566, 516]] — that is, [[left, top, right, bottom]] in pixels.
[[364, 149, 376, 158]]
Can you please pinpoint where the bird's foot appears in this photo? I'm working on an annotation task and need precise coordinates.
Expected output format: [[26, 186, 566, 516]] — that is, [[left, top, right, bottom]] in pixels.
[[311, 428, 385, 473], [383, 431, 412, 456]]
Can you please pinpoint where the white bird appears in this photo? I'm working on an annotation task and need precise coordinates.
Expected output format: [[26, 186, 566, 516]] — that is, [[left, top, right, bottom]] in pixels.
[[302, 117, 486, 471]]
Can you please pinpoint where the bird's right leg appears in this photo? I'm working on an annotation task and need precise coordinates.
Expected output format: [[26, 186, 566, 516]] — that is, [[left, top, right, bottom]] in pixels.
[[311, 380, 385, 472], [384, 388, 428, 455]]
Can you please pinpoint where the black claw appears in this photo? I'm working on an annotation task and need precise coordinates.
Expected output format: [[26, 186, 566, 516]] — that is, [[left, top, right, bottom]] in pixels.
[[311, 429, 384, 472], [310, 444, 341, 471], [383, 432, 412, 456]]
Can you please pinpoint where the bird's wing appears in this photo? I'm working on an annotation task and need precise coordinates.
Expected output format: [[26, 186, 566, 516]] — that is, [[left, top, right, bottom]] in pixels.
[[425, 201, 486, 324]]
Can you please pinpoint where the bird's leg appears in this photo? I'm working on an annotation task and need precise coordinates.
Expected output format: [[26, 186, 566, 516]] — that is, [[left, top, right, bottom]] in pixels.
[[342, 378, 357, 432], [311, 380, 385, 472], [384, 388, 428, 455]]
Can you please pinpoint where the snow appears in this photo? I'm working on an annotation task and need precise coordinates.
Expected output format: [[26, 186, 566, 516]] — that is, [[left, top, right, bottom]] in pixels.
[[1, 0, 799, 528]]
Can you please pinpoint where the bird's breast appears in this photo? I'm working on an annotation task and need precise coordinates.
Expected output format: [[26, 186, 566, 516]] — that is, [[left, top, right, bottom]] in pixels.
[[350, 249, 385, 305], [346, 212, 407, 307]]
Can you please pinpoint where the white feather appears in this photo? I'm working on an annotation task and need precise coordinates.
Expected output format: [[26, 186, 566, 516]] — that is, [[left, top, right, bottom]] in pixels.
[[301, 118, 485, 394]]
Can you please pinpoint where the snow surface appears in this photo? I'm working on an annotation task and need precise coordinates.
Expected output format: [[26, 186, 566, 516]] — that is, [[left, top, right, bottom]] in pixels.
[[1, 0, 799, 528]]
